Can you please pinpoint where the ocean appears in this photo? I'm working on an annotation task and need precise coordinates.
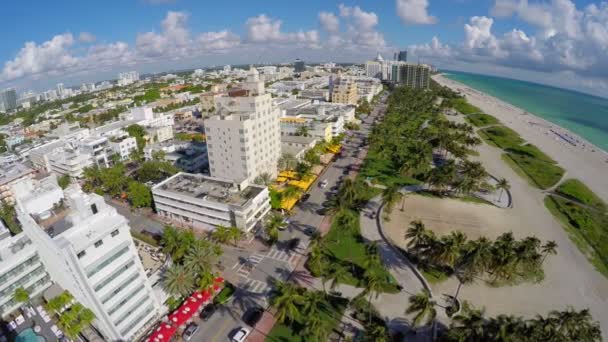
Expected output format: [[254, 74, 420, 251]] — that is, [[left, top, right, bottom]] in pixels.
[[443, 70, 608, 152]]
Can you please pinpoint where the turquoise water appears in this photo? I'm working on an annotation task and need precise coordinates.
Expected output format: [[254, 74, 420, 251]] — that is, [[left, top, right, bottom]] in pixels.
[[443, 71, 608, 152], [16, 328, 45, 342]]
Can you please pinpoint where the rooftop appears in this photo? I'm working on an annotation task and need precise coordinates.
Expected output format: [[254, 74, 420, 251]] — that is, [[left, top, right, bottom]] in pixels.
[[154, 172, 263, 207], [0, 162, 34, 186]]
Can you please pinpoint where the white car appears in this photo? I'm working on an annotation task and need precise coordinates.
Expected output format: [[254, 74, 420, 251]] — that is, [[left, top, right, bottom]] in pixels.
[[232, 327, 251, 342], [319, 179, 329, 188]]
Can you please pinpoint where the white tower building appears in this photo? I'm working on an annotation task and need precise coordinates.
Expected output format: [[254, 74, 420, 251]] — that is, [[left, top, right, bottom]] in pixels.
[[14, 180, 163, 341], [204, 66, 281, 185]]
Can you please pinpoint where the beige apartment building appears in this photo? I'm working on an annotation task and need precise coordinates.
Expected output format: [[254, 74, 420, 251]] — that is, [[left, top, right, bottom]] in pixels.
[[331, 76, 359, 105], [203, 67, 281, 185]]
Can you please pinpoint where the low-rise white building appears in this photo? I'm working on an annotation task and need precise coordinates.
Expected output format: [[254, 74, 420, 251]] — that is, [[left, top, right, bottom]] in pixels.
[[146, 125, 174, 143], [152, 173, 271, 232], [108, 136, 137, 161]]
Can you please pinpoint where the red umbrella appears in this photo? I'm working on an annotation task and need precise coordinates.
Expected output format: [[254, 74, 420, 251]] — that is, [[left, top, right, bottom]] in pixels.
[[147, 323, 177, 342]]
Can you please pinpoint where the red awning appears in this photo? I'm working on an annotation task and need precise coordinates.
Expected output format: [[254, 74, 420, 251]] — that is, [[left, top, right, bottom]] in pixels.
[[168, 303, 196, 327], [212, 277, 224, 292], [147, 323, 177, 342]]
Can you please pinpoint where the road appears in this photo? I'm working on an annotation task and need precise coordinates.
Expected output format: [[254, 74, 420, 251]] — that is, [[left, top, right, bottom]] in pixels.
[[186, 92, 389, 342]]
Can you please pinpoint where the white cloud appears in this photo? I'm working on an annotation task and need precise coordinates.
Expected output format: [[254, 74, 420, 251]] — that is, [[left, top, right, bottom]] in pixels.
[[1, 33, 78, 81], [337, 4, 386, 49], [396, 0, 437, 25], [245, 14, 319, 46], [408, 1, 608, 96], [318, 12, 339, 33], [78, 32, 96, 43], [197, 31, 240, 51]]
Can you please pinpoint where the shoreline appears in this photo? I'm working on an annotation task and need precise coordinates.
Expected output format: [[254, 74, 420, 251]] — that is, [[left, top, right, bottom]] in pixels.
[[434, 74, 608, 202], [438, 73, 608, 156]]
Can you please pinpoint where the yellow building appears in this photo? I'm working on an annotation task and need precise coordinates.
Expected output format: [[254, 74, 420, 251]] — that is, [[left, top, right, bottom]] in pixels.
[[331, 76, 358, 105]]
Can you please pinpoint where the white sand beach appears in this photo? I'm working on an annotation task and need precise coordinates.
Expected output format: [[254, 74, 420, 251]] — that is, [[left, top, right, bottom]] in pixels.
[[434, 74, 608, 202]]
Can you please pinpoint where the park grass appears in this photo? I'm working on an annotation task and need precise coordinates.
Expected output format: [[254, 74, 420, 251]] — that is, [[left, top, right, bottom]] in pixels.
[[544, 196, 608, 277], [313, 209, 400, 293], [555, 179, 606, 210], [266, 295, 349, 342], [359, 150, 421, 188], [505, 144, 556, 164], [453, 98, 482, 115], [501, 154, 564, 190], [465, 113, 500, 127], [479, 125, 525, 149]]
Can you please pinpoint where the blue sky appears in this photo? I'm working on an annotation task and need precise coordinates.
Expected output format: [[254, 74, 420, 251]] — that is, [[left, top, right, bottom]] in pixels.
[[1, 0, 607, 97]]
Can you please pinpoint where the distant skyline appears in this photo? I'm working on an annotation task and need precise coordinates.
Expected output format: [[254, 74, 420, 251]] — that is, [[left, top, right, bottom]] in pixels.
[[1, 0, 607, 97]]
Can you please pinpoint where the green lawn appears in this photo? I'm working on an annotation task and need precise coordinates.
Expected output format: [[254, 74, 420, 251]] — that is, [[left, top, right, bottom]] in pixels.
[[544, 196, 608, 277], [465, 113, 500, 127], [311, 209, 399, 293], [505, 144, 556, 164], [479, 125, 524, 149], [359, 150, 421, 188], [453, 98, 482, 115], [555, 179, 606, 210], [503, 154, 564, 189], [213, 282, 235, 304], [266, 295, 349, 342]]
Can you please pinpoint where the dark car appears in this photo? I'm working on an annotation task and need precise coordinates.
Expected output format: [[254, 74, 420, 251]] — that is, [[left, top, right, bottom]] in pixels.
[[242, 307, 264, 327], [288, 238, 301, 251], [316, 207, 327, 216], [300, 193, 311, 202], [200, 304, 217, 321], [303, 227, 317, 236]]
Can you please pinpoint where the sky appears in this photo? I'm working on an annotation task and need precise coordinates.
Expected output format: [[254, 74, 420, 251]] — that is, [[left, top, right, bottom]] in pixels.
[[1, 0, 608, 97]]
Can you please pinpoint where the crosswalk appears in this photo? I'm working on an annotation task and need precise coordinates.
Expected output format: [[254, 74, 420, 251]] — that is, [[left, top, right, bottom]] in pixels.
[[236, 253, 264, 277], [241, 278, 272, 295], [265, 248, 296, 264]]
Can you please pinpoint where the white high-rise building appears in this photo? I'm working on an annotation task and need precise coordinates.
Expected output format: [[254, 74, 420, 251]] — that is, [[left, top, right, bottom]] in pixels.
[[56, 83, 64, 97], [117, 71, 140, 86], [14, 180, 163, 341], [204, 67, 281, 184]]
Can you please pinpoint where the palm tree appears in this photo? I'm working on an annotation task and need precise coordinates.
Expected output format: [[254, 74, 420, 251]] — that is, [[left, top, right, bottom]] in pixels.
[[198, 270, 216, 290], [281, 185, 301, 202], [405, 220, 429, 250], [161, 225, 180, 259], [302, 314, 326, 341], [328, 265, 350, 291], [302, 290, 325, 317], [436, 231, 467, 268], [211, 225, 231, 244], [270, 281, 304, 323], [381, 185, 402, 220], [363, 271, 383, 324], [449, 301, 487, 341], [406, 289, 437, 327], [163, 264, 196, 297], [295, 162, 312, 180], [541, 240, 558, 264], [265, 212, 286, 245], [227, 226, 244, 247], [366, 322, 390, 342], [184, 239, 221, 278], [278, 153, 298, 171], [253, 172, 273, 186], [13, 287, 30, 307], [496, 178, 510, 202]]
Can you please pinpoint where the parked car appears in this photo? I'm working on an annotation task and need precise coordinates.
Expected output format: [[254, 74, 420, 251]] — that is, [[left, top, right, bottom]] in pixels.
[[232, 327, 251, 342], [319, 179, 328, 188], [301, 193, 311, 202], [278, 218, 289, 230], [183, 323, 199, 341], [199, 304, 216, 321], [243, 307, 264, 327]]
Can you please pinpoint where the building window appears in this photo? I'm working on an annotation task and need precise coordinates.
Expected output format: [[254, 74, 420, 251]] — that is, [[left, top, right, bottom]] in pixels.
[[77, 251, 86, 259], [94, 240, 104, 248], [111, 230, 119, 237]]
